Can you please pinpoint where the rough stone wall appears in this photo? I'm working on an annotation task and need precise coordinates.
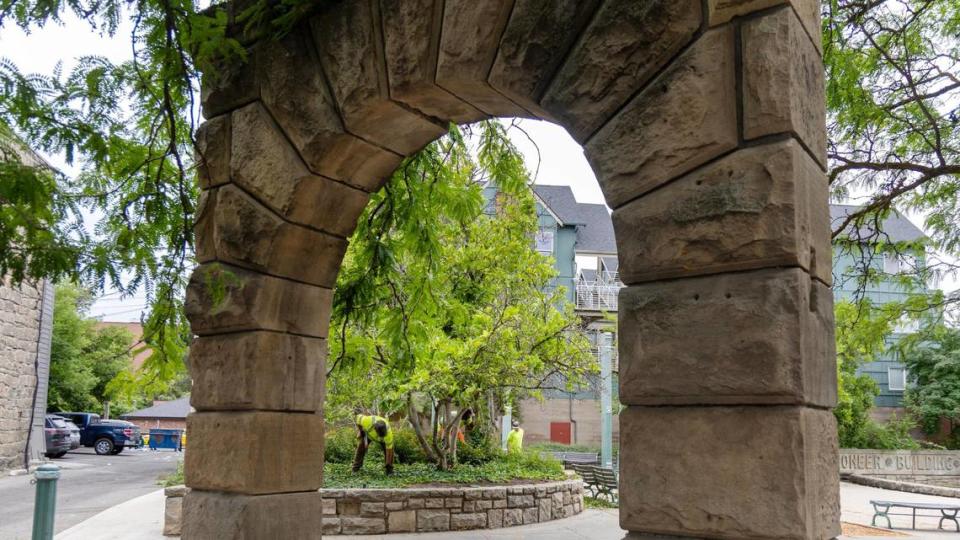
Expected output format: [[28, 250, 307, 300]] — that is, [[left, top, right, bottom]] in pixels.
[[0, 278, 44, 472], [319, 480, 584, 535]]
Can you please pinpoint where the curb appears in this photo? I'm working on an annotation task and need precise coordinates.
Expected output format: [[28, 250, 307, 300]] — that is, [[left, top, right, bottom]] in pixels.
[[845, 473, 960, 499]]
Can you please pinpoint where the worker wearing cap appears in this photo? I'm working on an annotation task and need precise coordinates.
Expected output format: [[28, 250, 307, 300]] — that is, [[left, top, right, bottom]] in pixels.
[[353, 414, 395, 475], [506, 420, 524, 455]]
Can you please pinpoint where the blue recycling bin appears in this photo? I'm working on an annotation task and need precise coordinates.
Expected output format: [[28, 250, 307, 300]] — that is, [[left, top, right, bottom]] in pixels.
[[149, 428, 183, 451]]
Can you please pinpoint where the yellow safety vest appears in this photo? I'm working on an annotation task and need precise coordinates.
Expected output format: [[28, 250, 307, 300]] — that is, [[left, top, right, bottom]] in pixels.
[[356, 415, 394, 450], [507, 428, 524, 454]]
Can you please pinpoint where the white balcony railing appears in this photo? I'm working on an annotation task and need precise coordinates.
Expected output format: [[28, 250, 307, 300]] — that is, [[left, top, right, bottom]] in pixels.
[[575, 272, 624, 311]]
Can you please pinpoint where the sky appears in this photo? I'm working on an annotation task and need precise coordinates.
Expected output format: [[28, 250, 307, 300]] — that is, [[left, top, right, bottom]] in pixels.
[[2, 13, 952, 321]]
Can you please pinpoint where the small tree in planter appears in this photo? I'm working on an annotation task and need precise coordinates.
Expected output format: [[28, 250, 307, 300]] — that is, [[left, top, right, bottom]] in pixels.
[[326, 122, 595, 470]]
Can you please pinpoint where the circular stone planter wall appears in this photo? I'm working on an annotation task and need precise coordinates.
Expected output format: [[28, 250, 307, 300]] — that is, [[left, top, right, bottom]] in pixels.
[[320, 479, 584, 535]]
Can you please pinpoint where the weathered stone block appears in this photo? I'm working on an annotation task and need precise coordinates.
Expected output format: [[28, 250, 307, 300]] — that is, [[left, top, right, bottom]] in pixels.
[[186, 264, 333, 338], [612, 139, 831, 285], [436, 0, 530, 117], [340, 500, 360, 516], [619, 406, 840, 539], [538, 497, 552, 522], [522, 507, 539, 524], [388, 509, 416, 532], [424, 497, 444, 508], [195, 185, 347, 288], [445, 497, 463, 508], [417, 509, 450, 531], [379, 0, 484, 123], [229, 102, 371, 236], [503, 508, 523, 527], [585, 27, 738, 208], [361, 502, 385, 516], [189, 331, 324, 412], [322, 498, 337, 516], [451, 512, 487, 530], [181, 490, 322, 540], [487, 0, 601, 119], [542, 0, 702, 141], [742, 7, 827, 167], [619, 268, 836, 407], [310, 0, 445, 155], [487, 508, 503, 528], [321, 517, 341, 535], [342, 517, 386, 534], [184, 411, 323, 494], [195, 114, 230, 189], [508, 494, 535, 508], [255, 29, 402, 191], [386, 501, 404, 511], [708, 0, 822, 53], [201, 50, 259, 119], [163, 491, 183, 536]]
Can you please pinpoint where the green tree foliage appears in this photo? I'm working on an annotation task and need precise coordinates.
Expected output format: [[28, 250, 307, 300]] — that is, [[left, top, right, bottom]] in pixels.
[[327, 122, 595, 470], [902, 325, 960, 445], [834, 299, 920, 449], [48, 282, 134, 414]]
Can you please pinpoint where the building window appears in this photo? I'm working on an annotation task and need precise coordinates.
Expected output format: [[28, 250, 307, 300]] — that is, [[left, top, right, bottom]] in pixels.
[[535, 228, 554, 254], [883, 253, 913, 274], [888, 366, 907, 392]]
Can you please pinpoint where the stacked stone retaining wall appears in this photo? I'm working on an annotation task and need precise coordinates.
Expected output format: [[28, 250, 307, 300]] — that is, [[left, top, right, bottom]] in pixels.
[[320, 480, 584, 535]]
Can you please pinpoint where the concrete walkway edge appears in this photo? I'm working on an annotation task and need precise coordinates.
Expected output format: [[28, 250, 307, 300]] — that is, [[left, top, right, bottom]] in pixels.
[[55, 488, 167, 540]]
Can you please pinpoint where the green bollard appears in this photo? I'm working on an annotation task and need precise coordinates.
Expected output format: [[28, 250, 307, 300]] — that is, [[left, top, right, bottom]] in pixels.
[[31, 463, 60, 540]]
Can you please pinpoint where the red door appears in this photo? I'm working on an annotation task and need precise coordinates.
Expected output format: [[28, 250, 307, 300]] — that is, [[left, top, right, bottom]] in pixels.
[[550, 422, 571, 445]]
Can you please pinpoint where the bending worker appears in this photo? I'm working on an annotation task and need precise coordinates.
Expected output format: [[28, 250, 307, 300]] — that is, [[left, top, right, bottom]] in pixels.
[[353, 413, 395, 475], [506, 420, 524, 454]]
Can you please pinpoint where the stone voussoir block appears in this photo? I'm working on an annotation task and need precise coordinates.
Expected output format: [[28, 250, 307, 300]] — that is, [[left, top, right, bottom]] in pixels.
[[184, 411, 324, 494], [195, 184, 347, 288], [618, 267, 837, 407], [379, 0, 485, 124], [585, 26, 738, 208], [189, 331, 325, 412], [707, 0, 822, 53], [255, 28, 403, 192], [612, 139, 831, 285], [619, 405, 840, 540], [229, 102, 371, 236], [435, 0, 531, 118], [181, 490, 323, 540], [310, 0, 445, 155], [542, 0, 702, 142], [487, 0, 601, 120], [195, 114, 230, 189], [742, 6, 827, 168], [185, 263, 333, 338]]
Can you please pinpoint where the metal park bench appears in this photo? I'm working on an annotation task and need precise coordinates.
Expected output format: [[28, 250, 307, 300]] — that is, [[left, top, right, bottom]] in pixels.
[[549, 451, 599, 468], [870, 500, 960, 532], [571, 463, 618, 503]]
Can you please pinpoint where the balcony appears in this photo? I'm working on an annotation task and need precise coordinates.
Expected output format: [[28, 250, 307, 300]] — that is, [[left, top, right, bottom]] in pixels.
[[575, 272, 623, 312]]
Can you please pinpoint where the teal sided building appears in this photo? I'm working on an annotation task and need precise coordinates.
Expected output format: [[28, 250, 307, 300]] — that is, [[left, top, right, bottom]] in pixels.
[[831, 205, 929, 411]]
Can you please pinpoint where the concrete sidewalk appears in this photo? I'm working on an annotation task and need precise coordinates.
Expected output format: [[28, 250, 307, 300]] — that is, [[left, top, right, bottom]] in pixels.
[[55, 488, 166, 540], [53, 481, 960, 539]]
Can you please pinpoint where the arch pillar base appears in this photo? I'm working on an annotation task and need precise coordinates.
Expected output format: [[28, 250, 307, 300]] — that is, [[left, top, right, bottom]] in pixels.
[[181, 490, 322, 540]]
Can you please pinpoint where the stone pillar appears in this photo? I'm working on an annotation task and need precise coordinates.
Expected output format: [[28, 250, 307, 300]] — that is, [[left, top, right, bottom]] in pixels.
[[585, 3, 837, 539]]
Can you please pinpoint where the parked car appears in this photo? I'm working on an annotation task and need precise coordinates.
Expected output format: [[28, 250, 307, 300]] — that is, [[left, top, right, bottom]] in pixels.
[[56, 412, 142, 455], [53, 415, 82, 450], [44, 415, 73, 458]]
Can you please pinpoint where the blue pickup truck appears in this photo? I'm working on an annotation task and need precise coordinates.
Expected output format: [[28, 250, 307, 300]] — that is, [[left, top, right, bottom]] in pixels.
[[56, 412, 142, 455]]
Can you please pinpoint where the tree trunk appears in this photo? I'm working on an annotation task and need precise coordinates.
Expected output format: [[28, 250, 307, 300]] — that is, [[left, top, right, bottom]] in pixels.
[[407, 394, 438, 463]]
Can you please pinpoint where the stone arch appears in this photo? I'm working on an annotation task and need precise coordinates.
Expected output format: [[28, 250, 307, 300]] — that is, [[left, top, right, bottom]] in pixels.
[[183, 1, 839, 538]]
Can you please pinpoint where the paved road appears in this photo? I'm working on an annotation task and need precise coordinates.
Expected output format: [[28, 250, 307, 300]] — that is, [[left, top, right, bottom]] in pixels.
[[0, 447, 180, 540]]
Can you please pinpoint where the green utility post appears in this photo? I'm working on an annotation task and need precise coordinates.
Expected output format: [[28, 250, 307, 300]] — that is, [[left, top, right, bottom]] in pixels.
[[31, 463, 60, 540], [600, 332, 613, 469]]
